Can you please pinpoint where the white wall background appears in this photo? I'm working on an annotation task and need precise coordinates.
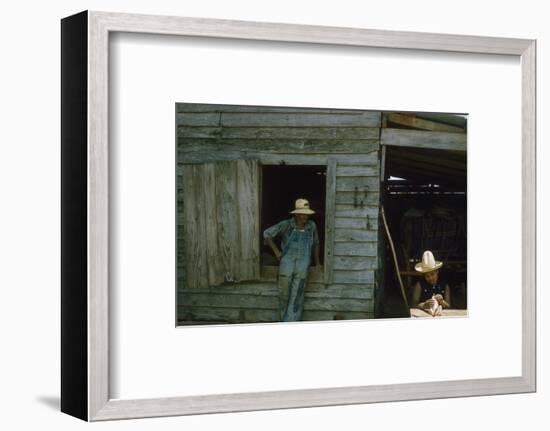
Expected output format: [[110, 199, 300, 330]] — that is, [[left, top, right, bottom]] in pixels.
[[0, 0, 547, 429]]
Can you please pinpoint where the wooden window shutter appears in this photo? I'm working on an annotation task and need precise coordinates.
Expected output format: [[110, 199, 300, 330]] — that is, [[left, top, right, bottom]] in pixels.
[[182, 159, 260, 288]]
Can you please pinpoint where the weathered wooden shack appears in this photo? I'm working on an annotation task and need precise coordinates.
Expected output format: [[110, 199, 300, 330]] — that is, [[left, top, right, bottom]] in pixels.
[[176, 103, 467, 324]]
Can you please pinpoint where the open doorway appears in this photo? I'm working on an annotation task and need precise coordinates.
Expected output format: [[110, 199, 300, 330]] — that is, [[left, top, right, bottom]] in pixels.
[[260, 165, 326, 266], [379, 145, 467, 317]]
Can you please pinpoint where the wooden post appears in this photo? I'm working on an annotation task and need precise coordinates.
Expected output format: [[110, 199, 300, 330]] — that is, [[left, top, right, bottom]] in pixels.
[[380, 205, 409, 309], [324, 158, 337, 284]]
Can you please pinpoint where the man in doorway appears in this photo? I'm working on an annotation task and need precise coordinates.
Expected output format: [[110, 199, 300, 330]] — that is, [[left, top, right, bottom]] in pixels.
[[263, 198, 322, 322]]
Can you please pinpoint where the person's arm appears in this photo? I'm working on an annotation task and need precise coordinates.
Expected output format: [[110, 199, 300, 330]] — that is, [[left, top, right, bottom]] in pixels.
[[263, 220, 288, 261], [311, 222, 322, 268], [412, 280, 435, 310], [313, 245, 321, 267], [411, 281, 422, 308], [265, 237, 282, 261]]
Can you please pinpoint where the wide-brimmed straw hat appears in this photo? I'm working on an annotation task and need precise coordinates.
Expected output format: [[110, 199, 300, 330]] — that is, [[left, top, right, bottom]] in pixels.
[[414, 250, 443, 273], [290, 198, 315, 215]]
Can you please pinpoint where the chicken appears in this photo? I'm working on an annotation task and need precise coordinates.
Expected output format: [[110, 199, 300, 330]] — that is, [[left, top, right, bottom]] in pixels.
[[423, 294, 449, 317]]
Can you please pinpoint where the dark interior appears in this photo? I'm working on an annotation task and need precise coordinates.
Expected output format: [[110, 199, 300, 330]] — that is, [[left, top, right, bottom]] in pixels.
[[380, 145, 467, 314], [260, 165, 326, 266]]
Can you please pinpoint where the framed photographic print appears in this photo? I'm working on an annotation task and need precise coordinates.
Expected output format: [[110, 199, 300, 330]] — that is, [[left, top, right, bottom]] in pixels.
[[175, 103, 468, 325], [61, 10, 536, 421]]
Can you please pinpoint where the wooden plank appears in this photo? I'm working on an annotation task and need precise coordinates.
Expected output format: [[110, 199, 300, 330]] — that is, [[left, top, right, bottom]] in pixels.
[[203, 163, 225, 286], [215, 161, 239, 282], [194, 166, 209, 288], [336, 176, 380, 192], [218, 112, 381, 127], [388, 148, 467, 170], [179, 292, 278, 309], [176, 103, 378, 114], [386, 113, 465, 133], [334, 228, 377, 242], [182, 165, 208, 288], [305, 285, 374, 300], [389, 160, 466, 179], [176, 110, 380, 127], [178, 307, 375, 323], [259, 265, 278, 281], [334, 241, 377, 257], [179, 290, 376, 310], [176, 173, 185, 282], [178, 126, 380, 140], [335, 191, 379, 205], [381, 128, 466, 151], [179, 307, 375, 323], [336, 165, 379, 176], [333, 270, 375, 284], [334, 205, 378, 218], [236, 159, 260, 280], [260, 265, 325, 283], [178, 283, 278, 296], [333, 256, 377, 271], [176, 237, 185, 281], [178, 138, 380, 154], [388, 152, 467, 174], [181, 165, 195, 288], [302, 311, 373, 321], [324, 158, 337, 284], [177, 112, 221, 127], [178, 152, 379, 166], [178, 306, 278, 323], [380, 144, 386, 181], [335, 217, 366, 229], [178, 283, 374, 299], [335, 216, 378, 230], [304, 298, 373, 312], [388, 145, 467, 164]]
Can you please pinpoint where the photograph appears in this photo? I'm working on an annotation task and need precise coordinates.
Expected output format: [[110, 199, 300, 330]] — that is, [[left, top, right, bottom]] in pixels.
[[0, 0, 542, 426], [176, 103, 467, 325]]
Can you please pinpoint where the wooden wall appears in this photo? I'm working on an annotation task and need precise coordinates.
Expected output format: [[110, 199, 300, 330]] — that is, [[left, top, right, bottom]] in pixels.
[[177, 103, 381, 324]]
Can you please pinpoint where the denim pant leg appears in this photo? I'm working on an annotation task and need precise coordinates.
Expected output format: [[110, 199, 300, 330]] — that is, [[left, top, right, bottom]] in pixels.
[[277, 274, 290, 321], [282, 275, 307, 322], [283, 256, 309, 322], [277, 255, 294, 321], [279, 228, 312, 322]]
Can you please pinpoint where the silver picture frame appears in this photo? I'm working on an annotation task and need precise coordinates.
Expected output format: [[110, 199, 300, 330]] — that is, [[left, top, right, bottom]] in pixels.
[[61, 10, 536, 421]]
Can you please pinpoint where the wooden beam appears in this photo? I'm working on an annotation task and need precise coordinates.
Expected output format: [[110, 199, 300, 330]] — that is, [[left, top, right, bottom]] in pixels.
[[388, 147, 466, 170], [177, 103, 377, 115], [178, 126, 380, 140], [386, 113, 465, 133], [178, 151, 379, 166], [178, 138, 380, 154], [380, 145, 386, 181], [324, 158, 337, 284], [381, 128, 466, 152], [177, 111, 381, 127]]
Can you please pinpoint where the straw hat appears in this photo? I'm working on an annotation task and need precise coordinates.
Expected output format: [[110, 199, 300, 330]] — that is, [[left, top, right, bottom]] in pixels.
[[414, 250, 443, 273], [289, 198, 315, 215]]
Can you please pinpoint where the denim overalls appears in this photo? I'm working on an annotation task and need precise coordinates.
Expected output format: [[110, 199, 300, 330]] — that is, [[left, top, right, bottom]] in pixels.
[[278, 226, 314, 321], [264, 218, 318, 322]]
